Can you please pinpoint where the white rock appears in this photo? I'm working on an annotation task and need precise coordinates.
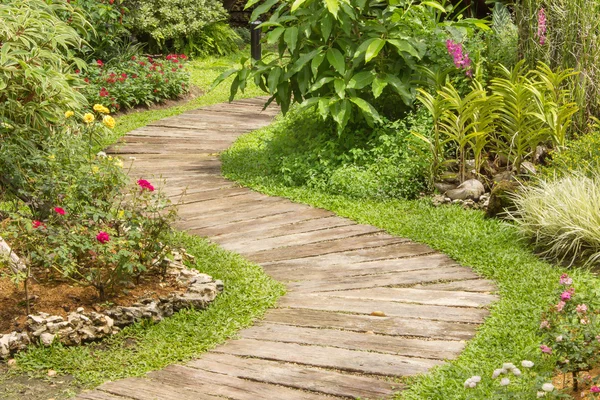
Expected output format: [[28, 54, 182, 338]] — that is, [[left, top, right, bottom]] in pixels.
[[40, 332, 55, 347], [446, 179, 485, 201]]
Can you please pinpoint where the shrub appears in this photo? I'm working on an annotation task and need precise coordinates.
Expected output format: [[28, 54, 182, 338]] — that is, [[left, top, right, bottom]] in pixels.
[[125, 0, 235, 54], [508, 173, 600, 267], [544, 129, 600, 178], [80, 54, 191, 112], [216, 0, 487, 132]]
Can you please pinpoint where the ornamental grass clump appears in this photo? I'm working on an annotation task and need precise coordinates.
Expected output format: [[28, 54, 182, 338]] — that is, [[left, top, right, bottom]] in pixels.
[[508, 173, 600, 267]]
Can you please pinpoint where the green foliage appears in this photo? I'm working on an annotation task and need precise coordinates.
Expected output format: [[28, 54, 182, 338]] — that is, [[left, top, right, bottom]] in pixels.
[[216, 0, 488, 132], [417, 61, 579, 183], [484, 2, 518, 71], [125, 0, 234, 54], [515, 0, 600, 131], [544, 128, 600, 178], [539, 274, 600, 390], [81, 54, 191, 113], [64, 0, 131, 61], [221, 107, 432, 200], [508, 173, 600, 268]]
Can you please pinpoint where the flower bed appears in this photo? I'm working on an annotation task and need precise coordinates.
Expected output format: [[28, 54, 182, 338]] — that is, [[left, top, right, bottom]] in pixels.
[[80, 54, 190, 113]]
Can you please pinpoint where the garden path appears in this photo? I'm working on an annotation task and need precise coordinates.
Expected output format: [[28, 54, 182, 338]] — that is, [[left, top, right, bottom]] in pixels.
[[77, 97, 497, 400]]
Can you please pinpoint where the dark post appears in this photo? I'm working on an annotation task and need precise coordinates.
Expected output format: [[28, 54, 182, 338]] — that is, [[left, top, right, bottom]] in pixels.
[[250, 21, 262, 61]]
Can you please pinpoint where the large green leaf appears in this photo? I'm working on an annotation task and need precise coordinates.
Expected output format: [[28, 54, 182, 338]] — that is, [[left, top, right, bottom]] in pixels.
[[350, 97, 381, 123], [347, 71, 374, 89], [334, 78, 346, 99], [387, 39, 421, 59], [251, 0, 280, 21], [365, 38, 385, 63], [311, 52, 325, 77], [326, 48, 345, 75], [284, 27, 299, 54], [325, 0, 339, 17], [267, 67, 282, 93], [291, 0, 309, 12], [267, 27, 285, 44], [372, 76, 388, 98]]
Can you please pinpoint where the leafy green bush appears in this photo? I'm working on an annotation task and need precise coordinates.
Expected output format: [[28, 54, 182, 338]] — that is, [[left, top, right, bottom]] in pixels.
[[544, 129, 600, 178], [217, 0, 487, 131], [125, 0, 237, 54], [508, 173, 600, 267], [221, 107, 432, 199], [81, 54, 191, 112]]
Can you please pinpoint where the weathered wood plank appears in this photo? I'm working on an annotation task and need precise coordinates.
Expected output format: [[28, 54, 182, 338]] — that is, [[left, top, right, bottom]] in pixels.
[[247, 234, 410, 263], [323, 286, 498, 307], [278, 293, 490, 323], [287, 266, 482, 292], [188, 352, 400, 399], [264, 308, 477, 341], [77, 391, 134, 400], [421, 279, 498, 293], [213, 339, 442, 377], [240, 323, 465, 360], [97, 378, 222, 400], [148, 364, 334, 400]]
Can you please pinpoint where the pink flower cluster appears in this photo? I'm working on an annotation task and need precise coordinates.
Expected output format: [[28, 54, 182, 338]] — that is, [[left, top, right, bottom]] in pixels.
[[536, 8, 547, 45], [446, 40, 472, 77]]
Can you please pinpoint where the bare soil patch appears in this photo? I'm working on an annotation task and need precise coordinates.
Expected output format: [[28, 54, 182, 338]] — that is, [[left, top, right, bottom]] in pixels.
[[0, 271, 185, 334], [554, 367, 600, 398]]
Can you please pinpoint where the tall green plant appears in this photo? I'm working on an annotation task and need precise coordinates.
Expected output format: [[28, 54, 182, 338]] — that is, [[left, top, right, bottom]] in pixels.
[[214, 0, 488, 132]]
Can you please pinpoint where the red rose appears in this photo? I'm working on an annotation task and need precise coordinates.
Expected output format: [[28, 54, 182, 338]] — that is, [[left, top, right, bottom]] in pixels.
[[96, 231, 110, 244], [137, 179, 155, 192], [99, 87, 109, 97], [54, 207, 66, 215], [32, 220, 45, 229], [96, 59, 104, 67]]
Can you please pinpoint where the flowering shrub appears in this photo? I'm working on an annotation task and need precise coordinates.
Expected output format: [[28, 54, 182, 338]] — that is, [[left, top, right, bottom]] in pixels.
[[80, 55, 190, 112], [539, 274, 600, 391]]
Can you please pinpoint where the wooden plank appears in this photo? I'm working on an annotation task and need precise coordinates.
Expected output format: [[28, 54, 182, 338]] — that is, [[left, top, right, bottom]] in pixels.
[[247, 234, 410, 264], [323, 286, 498, 307], [287, 266, 482, 293], [98, 378, 221, 400], [189, 208, 334, 238], [214, 215, 356, 244], [76, 391, 134, 400], [262, 253, 457, 281], [264, 308, 477, 341], [178, 198, 295, 223], [213, 338, 442, 377], [261, 242, 438, 269], [240, 323, 465, 360], [278, 293, 490, 323], [421, 279, 498, 293], [220, 224, 382, 254], [148, 364, 334, 400], [188, 352, 399, 399], [178, 191, 281, 214]]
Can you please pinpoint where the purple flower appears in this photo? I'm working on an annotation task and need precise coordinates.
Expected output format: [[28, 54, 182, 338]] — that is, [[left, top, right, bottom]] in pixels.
[[536, 8, 547, 45], [446, 39, 472, 77], [540, 344, 552, 354]]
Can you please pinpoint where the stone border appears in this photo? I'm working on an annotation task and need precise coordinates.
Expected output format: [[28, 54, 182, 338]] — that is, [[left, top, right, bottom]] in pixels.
[[0, 253, 223, 360]]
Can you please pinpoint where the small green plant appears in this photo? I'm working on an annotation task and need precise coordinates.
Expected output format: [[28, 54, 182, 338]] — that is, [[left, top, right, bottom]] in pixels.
[[508, 173, 600, 267], [539, 274, 600, 392]]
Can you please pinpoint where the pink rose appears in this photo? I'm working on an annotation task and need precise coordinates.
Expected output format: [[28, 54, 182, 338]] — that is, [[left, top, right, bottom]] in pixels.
[[96, 231, 110, 244]]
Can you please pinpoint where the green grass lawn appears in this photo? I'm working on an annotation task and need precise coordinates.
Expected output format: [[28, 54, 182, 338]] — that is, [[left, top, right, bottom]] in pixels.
[[220, 113, 600, 399]]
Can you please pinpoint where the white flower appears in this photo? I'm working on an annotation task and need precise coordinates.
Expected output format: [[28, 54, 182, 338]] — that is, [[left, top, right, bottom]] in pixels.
[[500, 378, 510, 386], [556, 335, 563, 342], [471, 376, 481, 383], [464, 379, 472, 389], [468, 381, 476, 388], [541, 383, 554, 392], [512, 368, 522, 377], [128, 156, 137, 161], [503, 363, 516, 371], [537, 391, 546, 398], [521, 360, 534, 368], [492, 369, 504, 379], [96, 151, 107, 158]]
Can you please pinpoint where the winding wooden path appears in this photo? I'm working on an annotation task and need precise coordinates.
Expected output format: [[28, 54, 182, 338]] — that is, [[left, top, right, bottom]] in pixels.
[[77, 98, 497, 400]]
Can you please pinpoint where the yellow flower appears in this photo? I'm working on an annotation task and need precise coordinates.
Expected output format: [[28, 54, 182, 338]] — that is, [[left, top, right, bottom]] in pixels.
[[48, 154, 55, 161], [65, 111, 74, 119], [114, 158, 123, 167], [91, 166, 100, 174], [93, 104, 110, 114], [103, 115, 116, 129], [117, 210, 124, 219], [83, 113, 95, 124]]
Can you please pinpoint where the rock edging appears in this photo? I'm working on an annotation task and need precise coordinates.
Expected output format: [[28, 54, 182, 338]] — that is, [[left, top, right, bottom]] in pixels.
[[0, 255, 223, 360]]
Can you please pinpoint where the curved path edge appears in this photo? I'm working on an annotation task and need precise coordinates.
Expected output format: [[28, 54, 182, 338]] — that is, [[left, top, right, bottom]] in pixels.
[[76, 97, 497, 400]]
